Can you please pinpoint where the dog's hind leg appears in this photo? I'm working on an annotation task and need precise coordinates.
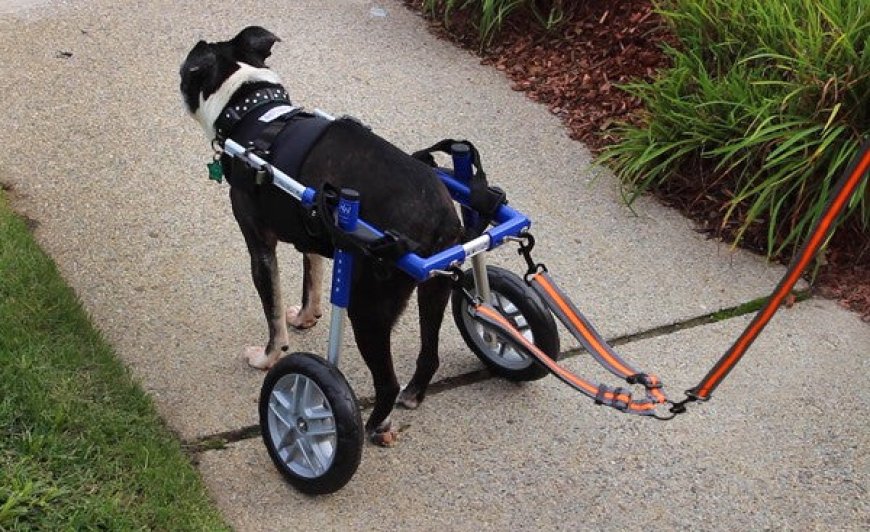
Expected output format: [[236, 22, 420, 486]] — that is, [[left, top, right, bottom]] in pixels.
[[397, 275, 452, 409], [348, 267, 416, 446], [286, 253, 323, 329]]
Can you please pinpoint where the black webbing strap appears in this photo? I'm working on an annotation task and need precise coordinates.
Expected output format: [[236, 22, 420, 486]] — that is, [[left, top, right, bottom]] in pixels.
[[412, 139, 506, 238], [313, 183, 420, 265], [228, 111, 302, 188], [223, 109, 336, 194], [251, 111, 299, 153], [223, 107, 306, 190]]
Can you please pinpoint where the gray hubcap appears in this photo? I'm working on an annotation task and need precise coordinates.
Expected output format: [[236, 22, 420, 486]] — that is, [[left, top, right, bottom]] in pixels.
[[267, 373, 338, 479], [463, 291, 534, 370]]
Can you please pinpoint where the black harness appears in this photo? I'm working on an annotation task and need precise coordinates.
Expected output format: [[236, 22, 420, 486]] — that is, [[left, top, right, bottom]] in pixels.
[[213, 83, 510, 273], [215, 82, 333, 193], [214, 82, 418, 269]]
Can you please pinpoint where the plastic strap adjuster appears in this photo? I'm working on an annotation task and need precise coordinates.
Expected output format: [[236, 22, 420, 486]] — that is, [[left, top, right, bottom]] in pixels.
[[611, 387, 631, 411], [594, 385, 610, 406], [254, 167, 272, 186], [627, 373, 662, 390]]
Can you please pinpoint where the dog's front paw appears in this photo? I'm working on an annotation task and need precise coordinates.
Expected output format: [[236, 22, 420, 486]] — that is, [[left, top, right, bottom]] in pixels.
[[286, 305, 321, 330], [242, 346, 279, 370]]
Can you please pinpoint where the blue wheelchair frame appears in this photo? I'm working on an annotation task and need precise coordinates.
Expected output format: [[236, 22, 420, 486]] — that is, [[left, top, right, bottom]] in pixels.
[[221, 133, 532, 367]]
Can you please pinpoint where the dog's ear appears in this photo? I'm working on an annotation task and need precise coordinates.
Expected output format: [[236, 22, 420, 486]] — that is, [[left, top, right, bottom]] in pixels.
[[179, 40, 217, 112], [231, 26, 281, 67], [182, 40, 217, 74]]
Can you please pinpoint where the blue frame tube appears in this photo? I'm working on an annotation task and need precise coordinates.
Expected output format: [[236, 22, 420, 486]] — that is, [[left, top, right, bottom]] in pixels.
[[330, 190, 359, 307], [326, 190, 360, 365]]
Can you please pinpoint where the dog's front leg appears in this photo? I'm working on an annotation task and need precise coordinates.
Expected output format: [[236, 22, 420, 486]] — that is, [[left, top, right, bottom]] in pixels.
[[243, 240, 289, 369], [286, 253, 323, 329], [232, 192, 289, 370]]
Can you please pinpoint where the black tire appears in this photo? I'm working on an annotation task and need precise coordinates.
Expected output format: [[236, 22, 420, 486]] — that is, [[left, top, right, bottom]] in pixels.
[[259, 353, 363, 495], [452, 265, 559, 381]]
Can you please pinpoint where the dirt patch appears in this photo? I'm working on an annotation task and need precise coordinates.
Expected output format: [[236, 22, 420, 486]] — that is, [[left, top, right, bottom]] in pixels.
[[405, 0, 869, 321], [815, 229, 870, 321], [408, 1, 676, 150], [0, 179, 40, 230]]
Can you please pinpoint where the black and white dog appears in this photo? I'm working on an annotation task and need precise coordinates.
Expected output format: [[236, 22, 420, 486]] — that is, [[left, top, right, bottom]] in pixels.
[[180, 26, 462, 445]]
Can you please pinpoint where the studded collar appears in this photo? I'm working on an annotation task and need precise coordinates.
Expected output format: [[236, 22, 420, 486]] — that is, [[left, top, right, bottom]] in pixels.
[[213, 83, 292, 142]]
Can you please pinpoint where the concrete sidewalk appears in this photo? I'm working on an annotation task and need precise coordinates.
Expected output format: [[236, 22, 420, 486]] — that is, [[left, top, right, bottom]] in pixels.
[[1, 0, 866, 530]]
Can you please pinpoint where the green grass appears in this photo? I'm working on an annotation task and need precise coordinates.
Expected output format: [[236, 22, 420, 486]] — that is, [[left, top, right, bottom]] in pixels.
[[421, 0, 572, 47], [0, 192, 229, 531], [598, 0, 869, 260]]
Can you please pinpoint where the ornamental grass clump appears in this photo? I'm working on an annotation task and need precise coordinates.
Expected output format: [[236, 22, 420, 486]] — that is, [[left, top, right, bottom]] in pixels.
[[599, 0, 868, 259], [421, 0, 572, 46]]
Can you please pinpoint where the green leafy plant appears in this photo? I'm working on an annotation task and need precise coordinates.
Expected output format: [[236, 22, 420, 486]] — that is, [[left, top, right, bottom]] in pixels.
[[599, 0, 868, 259]]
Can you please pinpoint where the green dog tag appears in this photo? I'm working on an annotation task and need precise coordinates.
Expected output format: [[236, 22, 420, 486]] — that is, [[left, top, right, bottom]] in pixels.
[[207, 160, 224, 183]]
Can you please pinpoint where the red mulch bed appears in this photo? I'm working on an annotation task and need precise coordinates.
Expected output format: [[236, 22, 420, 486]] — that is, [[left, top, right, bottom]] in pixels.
[[405, 0, 869, 321]]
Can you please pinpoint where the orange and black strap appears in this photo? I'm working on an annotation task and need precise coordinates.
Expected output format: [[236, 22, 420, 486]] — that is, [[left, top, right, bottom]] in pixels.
[[465, 140, 867, 418], [469, 302, 665, 415], [688, 139, 870, 401], [527, 271, 668, 406]]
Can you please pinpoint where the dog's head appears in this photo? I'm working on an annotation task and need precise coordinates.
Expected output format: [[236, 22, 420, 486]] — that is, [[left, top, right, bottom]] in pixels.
[[180, 26, 283, 138]]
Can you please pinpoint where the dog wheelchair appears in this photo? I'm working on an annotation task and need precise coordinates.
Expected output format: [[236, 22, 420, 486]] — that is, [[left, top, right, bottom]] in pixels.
[[221, 112, 562, 494], [220, 117, 870, 494]]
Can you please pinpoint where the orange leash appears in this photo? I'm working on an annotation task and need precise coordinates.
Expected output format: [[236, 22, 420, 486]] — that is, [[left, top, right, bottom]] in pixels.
[[687, 139, 870, 403], [473, 140, 869, 419]]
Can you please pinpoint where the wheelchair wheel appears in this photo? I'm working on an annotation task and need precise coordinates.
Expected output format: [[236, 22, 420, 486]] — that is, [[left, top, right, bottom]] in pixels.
[[452, 265, 560, 381], [259, 352, 363, 495]]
